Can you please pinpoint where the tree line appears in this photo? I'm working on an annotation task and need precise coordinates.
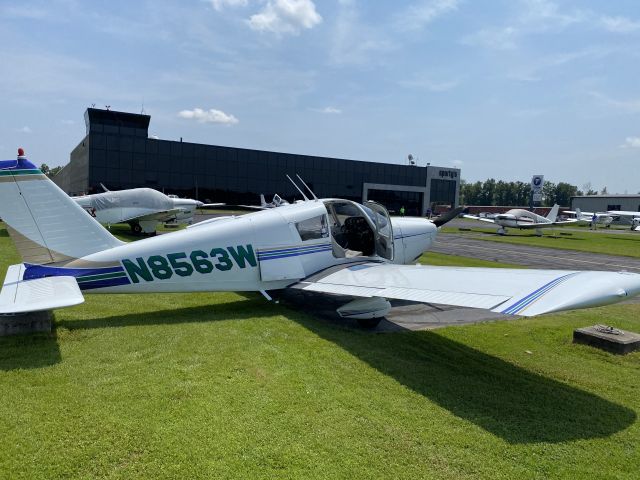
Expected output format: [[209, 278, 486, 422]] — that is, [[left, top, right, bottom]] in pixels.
[[459, 179, 596, 207]]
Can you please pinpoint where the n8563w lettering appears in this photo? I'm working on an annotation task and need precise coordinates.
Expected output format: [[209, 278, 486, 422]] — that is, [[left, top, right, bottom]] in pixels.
[[122, 245, 257, 283]]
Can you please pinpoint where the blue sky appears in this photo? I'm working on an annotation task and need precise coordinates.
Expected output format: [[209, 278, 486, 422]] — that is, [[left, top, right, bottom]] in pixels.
[[1, 0, 640, 193]]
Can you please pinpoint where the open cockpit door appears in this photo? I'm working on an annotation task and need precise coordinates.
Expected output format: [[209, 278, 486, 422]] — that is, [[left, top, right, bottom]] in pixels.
[[324, 200, 394, 261], [364, 201, 394, 261]]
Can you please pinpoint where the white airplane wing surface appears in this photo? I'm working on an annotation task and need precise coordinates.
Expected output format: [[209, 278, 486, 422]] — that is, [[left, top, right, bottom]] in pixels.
[[462, 214, 496, 224], [608, 210, 640, 217], [0, 264, 84, 314], [515, 219, 578, 228], [120, 208, 183, 224], [290, 262, 640, 317]]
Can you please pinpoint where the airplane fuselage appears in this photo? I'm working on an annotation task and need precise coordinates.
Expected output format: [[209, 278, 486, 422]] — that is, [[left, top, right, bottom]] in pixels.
[[25, 200, 436, 294]]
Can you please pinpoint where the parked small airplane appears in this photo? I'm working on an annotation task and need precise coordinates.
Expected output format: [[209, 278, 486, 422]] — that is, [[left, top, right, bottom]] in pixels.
[[239, 193, 290, 210], [73, 185, 223, 234], [606, 211, 640, 231], [2, 151, 640, 326], [564, 209, 614, 228], [464, 205, 578, 236]]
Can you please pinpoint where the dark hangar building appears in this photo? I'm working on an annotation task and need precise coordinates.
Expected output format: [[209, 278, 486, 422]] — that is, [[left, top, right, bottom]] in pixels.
[[53, 108, 460, 215]]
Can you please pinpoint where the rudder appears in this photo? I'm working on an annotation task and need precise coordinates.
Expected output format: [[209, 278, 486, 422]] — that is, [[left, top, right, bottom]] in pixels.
[[0, 151, 122, 265]]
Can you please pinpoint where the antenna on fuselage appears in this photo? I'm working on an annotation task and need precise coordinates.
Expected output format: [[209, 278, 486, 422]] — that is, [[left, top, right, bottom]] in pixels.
[[286, 175, 309, 201], [296, 174, 318, 201]]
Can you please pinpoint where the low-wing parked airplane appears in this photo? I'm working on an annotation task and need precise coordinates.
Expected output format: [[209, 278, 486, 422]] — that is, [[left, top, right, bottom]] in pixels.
[[564, 209, 614, 228], [2, 151, 640, 327], [238, 193, 291, 210], [464, 205, 578, 236], [73, 186, 223, 234]]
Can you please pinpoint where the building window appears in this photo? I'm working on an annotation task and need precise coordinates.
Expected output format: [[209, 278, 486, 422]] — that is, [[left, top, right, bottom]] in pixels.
[[295, 215, 329, 241]]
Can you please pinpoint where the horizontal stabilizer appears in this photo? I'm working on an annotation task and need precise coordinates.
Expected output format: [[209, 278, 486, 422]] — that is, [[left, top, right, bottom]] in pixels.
[[0, 264, 84, 314]]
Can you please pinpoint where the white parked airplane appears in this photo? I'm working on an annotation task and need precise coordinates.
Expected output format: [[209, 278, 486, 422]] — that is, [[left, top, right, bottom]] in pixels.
[[2, 151, 640, 326], [564, 209, 614, 228], [73, 186, 223, 234], [239, 193, 290, 210], [606, 211, 640, 231], [464, 205, 578, 236]]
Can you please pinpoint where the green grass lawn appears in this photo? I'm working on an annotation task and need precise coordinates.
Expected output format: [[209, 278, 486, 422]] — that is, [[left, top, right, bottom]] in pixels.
[[419, 251, 522, 268], [443, 225, 640, 258], [1, 222, 639, 479]]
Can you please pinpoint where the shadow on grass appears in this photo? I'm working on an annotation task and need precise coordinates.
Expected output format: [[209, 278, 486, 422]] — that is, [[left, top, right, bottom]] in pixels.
[[272, 292, 636, 444], [0, 330, 61, 371], [57, 297, 275, 331]]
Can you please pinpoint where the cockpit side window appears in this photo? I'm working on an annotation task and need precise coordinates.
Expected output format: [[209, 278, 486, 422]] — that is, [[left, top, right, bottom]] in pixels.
[[295, 215, 329, 241]]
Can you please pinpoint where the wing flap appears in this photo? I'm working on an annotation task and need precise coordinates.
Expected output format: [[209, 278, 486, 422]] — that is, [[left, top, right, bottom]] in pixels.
[[290, 262, 640, 317], [0, 264, 84, 314]]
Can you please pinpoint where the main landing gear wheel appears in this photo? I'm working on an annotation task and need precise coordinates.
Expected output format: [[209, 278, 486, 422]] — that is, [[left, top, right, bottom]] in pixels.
[[356, 317, 383, 329], [131, 223, 142, 234]]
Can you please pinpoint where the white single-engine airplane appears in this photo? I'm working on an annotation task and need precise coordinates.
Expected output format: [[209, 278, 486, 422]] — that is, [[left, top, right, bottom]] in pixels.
[[1, 151, 640, 327], [73, 186, 223, 234], [464, 205, 578, 236], [564, 209, 614, 228], [606, 211, 640, 231]]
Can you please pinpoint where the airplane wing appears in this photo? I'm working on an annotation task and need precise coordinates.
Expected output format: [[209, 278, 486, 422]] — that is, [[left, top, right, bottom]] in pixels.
[[515, 219, 578, 228], [120, 208, 183, 224], [199, 203, 226, 208], [462, 214, 496, 224], [290, 262, 640, 317], [608, 210, 640, 217]]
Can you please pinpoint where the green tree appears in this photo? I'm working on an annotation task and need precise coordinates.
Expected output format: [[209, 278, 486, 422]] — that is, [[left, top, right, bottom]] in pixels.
[[555, 182, 578, 206], [39, 163, 50, 175], [542, 181, 557, 206]]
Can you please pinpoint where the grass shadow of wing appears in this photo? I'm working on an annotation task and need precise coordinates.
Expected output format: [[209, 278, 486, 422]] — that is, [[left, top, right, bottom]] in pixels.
[[274, 292, 636, 444]]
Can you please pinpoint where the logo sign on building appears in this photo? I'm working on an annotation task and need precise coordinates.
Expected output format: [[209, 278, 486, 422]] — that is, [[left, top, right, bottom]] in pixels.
[[531, 175, 544, 203]]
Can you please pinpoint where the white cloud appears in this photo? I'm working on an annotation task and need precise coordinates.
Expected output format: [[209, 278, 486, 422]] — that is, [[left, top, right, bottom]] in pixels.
[[17, 126, 33, 134], [452, 159, 464, 167], [210, 0, 248, 11], [178, 108, 239, 125], [330, 0, 395, 66], [399, 76, 459, 92], [461, 26, 518, 50], [588, 91, 640, 113], [462, 0, 585, 51], [314, 106, 342, 114], [394, 0, 460, 31], [601, 16, 640, 34], [248, 0, 322, 35], [0, 5, 49, 20], [622, 136, 640, 148]]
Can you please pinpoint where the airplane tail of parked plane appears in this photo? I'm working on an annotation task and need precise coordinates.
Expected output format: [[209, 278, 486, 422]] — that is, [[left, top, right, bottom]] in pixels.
[[0, 150, 122, 265], [546, 204, 559, 222], [260, 194, 267, 208]]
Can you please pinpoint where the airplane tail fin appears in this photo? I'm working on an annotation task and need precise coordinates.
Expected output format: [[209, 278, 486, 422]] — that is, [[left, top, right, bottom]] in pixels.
[[575, 208, 583, 220], [546, 204, 559, 222], [0, 151, 122, 265], [260, 194, 267, 208]]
